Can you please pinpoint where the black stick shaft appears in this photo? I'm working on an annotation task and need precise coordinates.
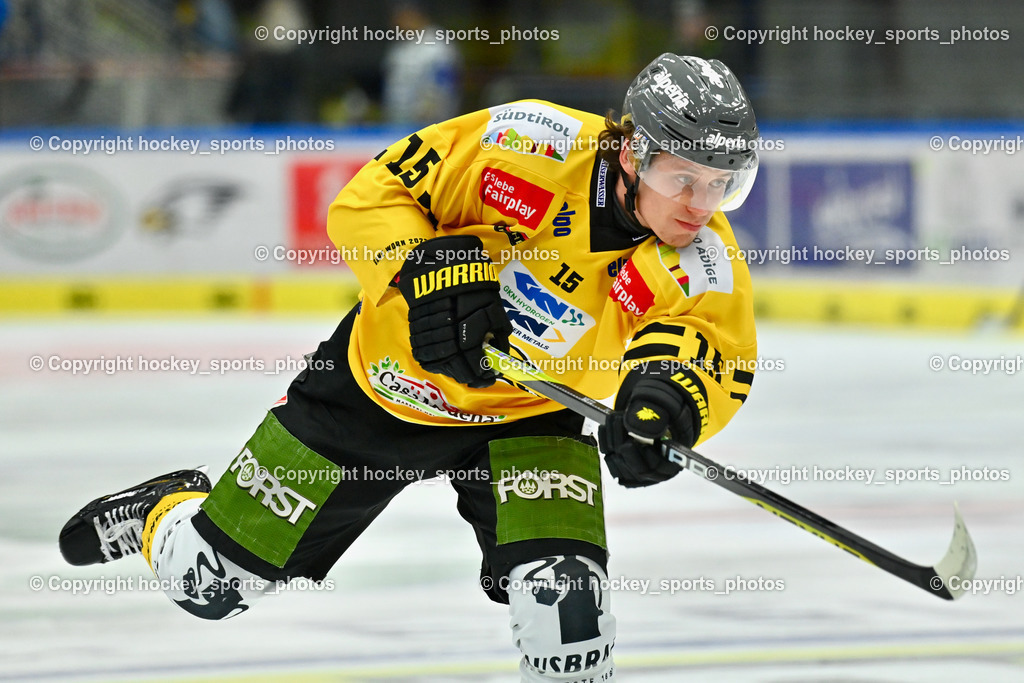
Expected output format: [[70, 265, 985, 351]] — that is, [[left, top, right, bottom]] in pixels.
[[495, 352, 964, 600]]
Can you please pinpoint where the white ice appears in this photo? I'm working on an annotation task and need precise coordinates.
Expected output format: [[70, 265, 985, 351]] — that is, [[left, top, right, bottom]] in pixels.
[[1, 316, 1021, 682]]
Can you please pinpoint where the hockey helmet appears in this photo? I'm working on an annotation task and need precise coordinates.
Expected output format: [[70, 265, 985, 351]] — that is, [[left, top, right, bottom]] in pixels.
[[623, 53, 760, 212]]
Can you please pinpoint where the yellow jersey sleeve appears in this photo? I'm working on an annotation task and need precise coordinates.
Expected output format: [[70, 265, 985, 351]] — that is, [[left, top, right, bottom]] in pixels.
[[614, 214, 757, 445]]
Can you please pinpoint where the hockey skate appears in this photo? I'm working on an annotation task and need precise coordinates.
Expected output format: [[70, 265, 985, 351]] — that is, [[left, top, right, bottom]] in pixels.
[[59, 468, 211, 566]]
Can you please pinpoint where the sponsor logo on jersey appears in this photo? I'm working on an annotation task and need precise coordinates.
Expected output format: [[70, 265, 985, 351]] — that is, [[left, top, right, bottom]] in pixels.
[[482, 103, 583, 163], [490, 128, 566, 161], [493, 223, 527, 246], [228, 449, 317, 525], [499, 261, 595, 357], [552, 202, 574, 228], [368, 357, 506, 423], [480, 167, 554, 230], [496, 470, 598, 506], [607, 256, 627, 277], [656, 228, 734, 298], [595, 159, 608, 208], [657, 241, 690, 295], [609, 257, 654, 316]]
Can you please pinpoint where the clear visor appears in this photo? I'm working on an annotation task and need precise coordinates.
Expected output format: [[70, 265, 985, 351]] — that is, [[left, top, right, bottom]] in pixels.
[[635, 152, 758, 212]]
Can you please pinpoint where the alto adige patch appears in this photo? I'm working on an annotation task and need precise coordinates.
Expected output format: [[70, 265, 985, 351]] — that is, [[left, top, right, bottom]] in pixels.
[[656, 227, 734, 298]]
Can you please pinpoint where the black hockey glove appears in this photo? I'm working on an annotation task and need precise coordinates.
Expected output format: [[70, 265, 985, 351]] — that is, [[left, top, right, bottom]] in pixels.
[[598, 364, 704, 488], [396, 235, 512, 388]]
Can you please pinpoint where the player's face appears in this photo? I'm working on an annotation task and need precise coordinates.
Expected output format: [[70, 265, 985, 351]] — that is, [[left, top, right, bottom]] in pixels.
[[620, 150, 726, 248]]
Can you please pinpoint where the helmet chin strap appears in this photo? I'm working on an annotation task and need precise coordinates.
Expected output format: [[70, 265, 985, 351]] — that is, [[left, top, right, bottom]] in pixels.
[[615, 170, 650, 237]]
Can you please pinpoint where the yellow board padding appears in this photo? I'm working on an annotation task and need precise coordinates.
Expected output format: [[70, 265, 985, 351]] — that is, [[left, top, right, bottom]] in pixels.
[[0, 277, 1021, 332], [752, 279, 1023, 331], [0, 277, 363, 315]]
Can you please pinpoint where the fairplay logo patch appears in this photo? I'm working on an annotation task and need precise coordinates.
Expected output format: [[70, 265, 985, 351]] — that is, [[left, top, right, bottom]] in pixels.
[[479, 167, 554, 230]]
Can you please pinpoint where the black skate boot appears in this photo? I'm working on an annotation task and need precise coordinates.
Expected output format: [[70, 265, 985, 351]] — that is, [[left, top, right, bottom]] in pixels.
[[59, 468, 211, 566]]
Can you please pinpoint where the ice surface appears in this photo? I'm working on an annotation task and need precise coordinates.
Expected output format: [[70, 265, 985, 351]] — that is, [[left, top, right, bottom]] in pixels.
[[1, 316, 1021, 682]]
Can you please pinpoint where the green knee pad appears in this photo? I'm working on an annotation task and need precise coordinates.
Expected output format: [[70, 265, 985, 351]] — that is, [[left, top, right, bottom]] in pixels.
[[489, 436, 607, 549], [202, 412, 342, 567]]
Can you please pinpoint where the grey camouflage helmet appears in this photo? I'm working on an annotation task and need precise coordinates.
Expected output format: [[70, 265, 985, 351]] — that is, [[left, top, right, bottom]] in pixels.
[[623, 53, 759, 172]]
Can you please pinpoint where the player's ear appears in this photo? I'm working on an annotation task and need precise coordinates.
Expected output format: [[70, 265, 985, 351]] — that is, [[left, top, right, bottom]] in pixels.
[[619, 141, 636, 179]]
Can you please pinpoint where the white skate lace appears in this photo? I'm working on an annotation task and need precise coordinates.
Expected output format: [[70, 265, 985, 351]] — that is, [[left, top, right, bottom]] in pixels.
[[94, 503, 146, 562]]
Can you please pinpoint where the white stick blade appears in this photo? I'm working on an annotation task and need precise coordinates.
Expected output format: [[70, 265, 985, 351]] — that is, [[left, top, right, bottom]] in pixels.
[[932, 502, 978, 600]]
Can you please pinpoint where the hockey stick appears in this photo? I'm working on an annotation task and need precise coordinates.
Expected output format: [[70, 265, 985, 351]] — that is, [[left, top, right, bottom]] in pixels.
[[483, 344, 978, 601]]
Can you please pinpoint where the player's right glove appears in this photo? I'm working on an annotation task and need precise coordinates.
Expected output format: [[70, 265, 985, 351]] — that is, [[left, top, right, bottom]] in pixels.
[[396, 235, 512, 388], [598, 364, 703, 488]]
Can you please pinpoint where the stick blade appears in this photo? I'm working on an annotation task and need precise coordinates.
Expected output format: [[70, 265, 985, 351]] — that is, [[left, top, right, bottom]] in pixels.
[[931, 502, 978, 600]]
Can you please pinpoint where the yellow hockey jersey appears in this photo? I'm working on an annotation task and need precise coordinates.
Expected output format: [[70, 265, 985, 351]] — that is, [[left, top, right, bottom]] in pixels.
[[327, 100, 757, 446]]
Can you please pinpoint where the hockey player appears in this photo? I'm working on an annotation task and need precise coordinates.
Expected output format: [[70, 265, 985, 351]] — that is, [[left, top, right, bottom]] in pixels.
[[59, 53, 760, 681]]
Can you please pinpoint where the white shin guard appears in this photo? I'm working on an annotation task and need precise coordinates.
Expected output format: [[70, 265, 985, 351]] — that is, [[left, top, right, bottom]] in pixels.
[[508, 555, 616, 682], [149, 497, 276, 620]]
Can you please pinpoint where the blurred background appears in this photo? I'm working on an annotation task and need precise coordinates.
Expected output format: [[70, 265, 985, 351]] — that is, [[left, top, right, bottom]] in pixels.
[[1, 2, 1022, 682], [1, 0, 1023, 322]]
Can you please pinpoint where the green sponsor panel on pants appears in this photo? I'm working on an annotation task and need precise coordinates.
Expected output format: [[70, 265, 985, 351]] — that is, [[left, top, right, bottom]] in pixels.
[[202, 412, 341, 567], [490, 436, 606, 549]]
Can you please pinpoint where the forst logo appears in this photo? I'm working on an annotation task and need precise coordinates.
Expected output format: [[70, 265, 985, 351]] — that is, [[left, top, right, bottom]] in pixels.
[[229, 448, 317, 525], [239, 461, 258, 483], [496, 470, 598, 506]]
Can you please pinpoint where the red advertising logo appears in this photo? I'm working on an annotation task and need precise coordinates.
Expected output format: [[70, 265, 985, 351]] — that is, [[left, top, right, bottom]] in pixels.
[[290, 159, 366, 266], [478, 167, 554, 230], [609, 257, 654, 316]]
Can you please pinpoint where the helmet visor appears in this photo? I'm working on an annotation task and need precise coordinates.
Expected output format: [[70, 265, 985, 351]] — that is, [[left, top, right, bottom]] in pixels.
[[636, 152, 759, 212]]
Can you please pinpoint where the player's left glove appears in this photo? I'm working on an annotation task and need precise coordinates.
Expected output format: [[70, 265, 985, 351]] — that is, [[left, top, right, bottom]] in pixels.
[[396, 234, 512, 388], [598, 364, 703, 488]]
